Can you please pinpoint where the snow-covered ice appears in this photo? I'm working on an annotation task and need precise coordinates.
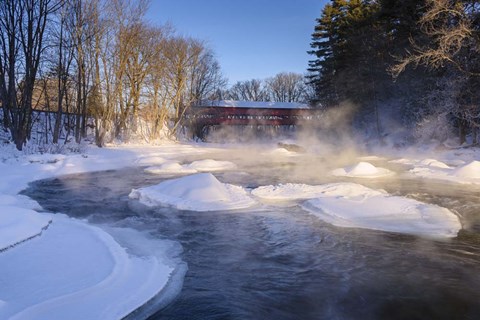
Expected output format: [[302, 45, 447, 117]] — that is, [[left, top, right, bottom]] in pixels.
[[144, 161, 198, 174], [130, 173, 256, 211], [253, 182, 461, 238], [252, 183, 343, 204], [0, 206, 51, 251], [144, 159, 236, 174], [405, 159, 480, 184], [136, 155, 168, 165], [418, 158, 452, 169], [331, 161, 394, 178], [452, 160, 480, 179], [186, 159, 237, 171]]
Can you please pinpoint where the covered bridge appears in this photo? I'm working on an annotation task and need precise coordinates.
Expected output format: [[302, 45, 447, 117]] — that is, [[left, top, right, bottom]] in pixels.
[[185, 100, 322, 138]]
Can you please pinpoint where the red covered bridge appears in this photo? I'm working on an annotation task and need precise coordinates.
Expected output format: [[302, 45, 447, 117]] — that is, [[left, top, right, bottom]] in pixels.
[[185, 100, 322, 127]]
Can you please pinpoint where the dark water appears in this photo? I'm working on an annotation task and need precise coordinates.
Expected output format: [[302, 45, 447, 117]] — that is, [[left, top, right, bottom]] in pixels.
[[22, 159, 480, 320]]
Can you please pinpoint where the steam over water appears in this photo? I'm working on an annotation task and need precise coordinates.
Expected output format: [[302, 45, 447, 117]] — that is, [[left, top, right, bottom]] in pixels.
[[23, 148, 480, 319]]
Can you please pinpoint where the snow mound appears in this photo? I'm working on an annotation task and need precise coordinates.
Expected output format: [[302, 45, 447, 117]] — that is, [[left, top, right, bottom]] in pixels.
[[419, 159, 451, 169], [332, 162, 394, 178], [301, 184, 460, 238], [0, 214, 181, 320], [0, 206, 52, 251], [129, 173, 256, 211], [266, 147, 299, 157], [452, 160, 480, 179], [186, 159, 237, 172], [144, 161, 197, 174]]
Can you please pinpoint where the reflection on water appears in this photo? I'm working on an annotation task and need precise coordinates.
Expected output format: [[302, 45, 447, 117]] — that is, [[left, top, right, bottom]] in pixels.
[[22, 153, 480, 320]]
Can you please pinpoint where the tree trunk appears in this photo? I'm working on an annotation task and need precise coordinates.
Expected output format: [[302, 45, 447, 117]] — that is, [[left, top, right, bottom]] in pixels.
[[459, 119, 467, 145]]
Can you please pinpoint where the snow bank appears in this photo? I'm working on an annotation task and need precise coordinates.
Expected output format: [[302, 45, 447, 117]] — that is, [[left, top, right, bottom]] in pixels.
[[331, 161, 394, 178], [252, 182, 461, 238], [0, 214, 181, 320], [0, 143, 216, 319], [186, 159, 237, 171], [130, 173, 256, 211], [0, 206, 51, 251]]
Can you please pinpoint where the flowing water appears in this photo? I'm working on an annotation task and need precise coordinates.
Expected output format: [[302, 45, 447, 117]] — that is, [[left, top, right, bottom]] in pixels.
[[22, 152, 480, 320]]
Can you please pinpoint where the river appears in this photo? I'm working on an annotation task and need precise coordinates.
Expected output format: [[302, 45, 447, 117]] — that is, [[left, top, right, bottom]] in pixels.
[[22, 151, 480, 320]]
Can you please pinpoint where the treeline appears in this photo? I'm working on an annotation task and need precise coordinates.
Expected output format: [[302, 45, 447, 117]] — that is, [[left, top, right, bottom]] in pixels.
[[0, 0, 313, 151], [222, 73, 312, 103], [308, 0, 480, 145], [0, 0, 230, 150]]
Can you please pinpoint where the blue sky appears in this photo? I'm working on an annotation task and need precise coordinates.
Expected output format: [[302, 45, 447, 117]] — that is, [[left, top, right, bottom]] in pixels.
[[146, 0, 327, 86]]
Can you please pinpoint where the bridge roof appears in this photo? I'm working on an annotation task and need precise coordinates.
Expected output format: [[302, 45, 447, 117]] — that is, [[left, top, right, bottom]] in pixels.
[[195, 100, 311, 110]]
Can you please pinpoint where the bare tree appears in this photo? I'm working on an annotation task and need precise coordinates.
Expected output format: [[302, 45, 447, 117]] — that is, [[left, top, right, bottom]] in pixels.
[[189, 49, 227, 103], [391, 0, 480, 144], [0, 0, 62, 150], [124, 23, 162, 134], [142, 26, 171, 140], [51, 2, 76, 144], [391, 0, 479, 76], [87, 0, 112, 146], [163, 36, 204, 135], [109, 0, 148, 139], [266, 72, 307, 103], [227, 79, 269, 101]]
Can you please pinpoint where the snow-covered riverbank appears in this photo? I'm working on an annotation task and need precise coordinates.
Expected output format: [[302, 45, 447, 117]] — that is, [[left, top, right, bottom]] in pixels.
[[0, 142, 215, 320]]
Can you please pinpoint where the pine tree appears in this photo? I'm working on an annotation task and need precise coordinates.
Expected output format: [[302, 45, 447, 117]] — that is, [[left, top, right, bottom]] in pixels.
[[308, 0, 382, 107], [308, 0, 432, 136], [307, 0, 347, 107]]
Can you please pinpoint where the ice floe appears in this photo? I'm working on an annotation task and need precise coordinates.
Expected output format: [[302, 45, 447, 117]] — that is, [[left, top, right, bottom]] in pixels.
[[186, 159, 237, 171], [129, 173, 256, 211], [136, 156, 168, 165], [144, 161, 197, 174], [252, 182, 461, 238]]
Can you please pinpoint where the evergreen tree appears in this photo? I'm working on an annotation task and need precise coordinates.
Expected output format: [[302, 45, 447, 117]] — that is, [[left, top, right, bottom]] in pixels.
[[308, 0, 433, 137]]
